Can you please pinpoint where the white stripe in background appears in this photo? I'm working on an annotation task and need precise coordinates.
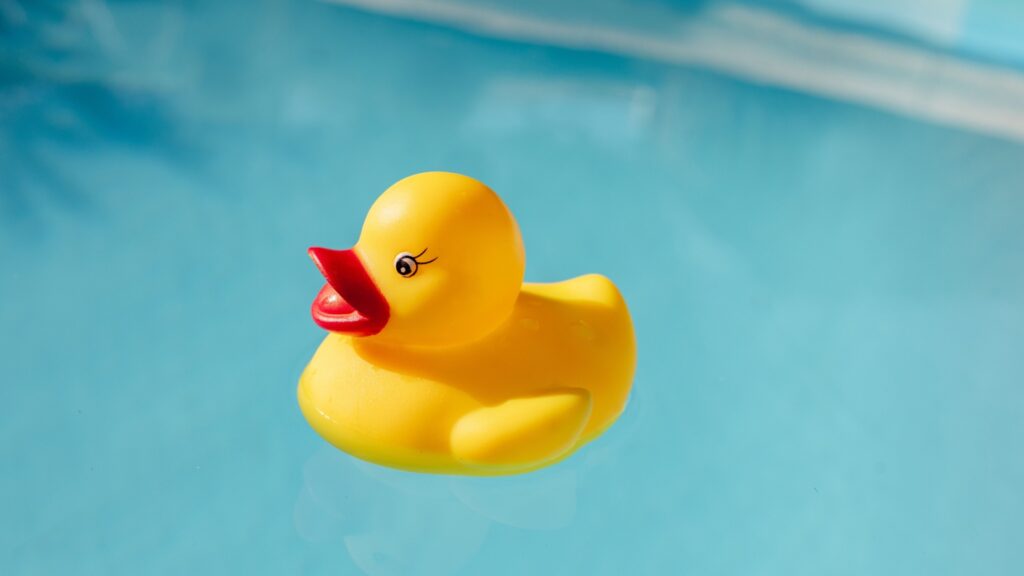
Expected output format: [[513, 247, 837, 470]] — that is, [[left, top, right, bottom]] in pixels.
[[321, 0, 1024, 143]]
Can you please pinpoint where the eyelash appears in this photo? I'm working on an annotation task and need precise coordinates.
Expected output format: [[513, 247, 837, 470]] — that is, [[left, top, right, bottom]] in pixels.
[[411, 248, 437, 265]]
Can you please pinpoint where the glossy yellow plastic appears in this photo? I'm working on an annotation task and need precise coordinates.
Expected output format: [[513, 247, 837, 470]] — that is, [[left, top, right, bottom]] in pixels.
[[298, 172, 636, 475]]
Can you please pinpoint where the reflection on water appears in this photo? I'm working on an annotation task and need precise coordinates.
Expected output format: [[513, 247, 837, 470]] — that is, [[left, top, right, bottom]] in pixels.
[[449, 468, 577, 531], [294, 447, 580, 575]]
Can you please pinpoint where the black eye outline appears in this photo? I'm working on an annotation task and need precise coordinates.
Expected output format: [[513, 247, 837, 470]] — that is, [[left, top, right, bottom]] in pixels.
[[393, 248, 437, 278]]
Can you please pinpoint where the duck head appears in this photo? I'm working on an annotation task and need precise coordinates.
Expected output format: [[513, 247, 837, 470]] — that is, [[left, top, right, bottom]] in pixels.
[[309, 172, 525, 347]]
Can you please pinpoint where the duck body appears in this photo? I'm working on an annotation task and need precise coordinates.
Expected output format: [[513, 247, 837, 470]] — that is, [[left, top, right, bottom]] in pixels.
[[298, 172, 636, 475], [299, 274, 635, 475]]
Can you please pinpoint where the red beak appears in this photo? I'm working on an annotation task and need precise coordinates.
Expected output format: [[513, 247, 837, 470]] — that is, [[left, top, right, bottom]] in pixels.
[[308, 247, 390, 336]]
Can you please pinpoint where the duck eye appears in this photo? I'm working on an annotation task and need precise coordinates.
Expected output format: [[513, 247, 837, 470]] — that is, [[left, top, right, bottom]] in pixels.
[[394, 253, 419, 278]]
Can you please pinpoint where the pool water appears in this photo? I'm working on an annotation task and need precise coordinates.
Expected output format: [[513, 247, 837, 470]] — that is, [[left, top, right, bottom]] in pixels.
[[3, 1, 1023, 574]]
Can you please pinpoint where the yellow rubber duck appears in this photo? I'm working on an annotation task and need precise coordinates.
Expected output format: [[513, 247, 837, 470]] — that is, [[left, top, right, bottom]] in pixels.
[[298, 172, 636, 475]]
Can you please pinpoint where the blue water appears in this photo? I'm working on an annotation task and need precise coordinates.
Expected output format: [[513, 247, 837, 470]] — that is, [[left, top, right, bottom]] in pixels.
[[3, 1, 1024, 574]]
